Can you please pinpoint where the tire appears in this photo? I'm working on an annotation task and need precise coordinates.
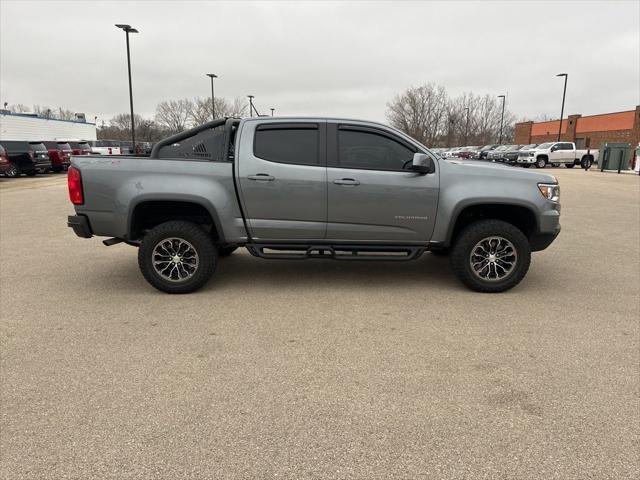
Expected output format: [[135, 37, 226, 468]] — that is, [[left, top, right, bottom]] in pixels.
[[138, 221, 217, 294], [218, 246, 238, 257], [4, 163, 20, 178], [450, 219, 531, 293], [25, 170, 37, 177], [565, 163, 575, 168], [535, 157, 547, 168]]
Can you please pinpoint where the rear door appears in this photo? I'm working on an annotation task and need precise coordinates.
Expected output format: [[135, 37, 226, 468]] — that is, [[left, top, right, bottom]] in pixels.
[[236, 120, 327, 241], [325, 123, 439, 243]]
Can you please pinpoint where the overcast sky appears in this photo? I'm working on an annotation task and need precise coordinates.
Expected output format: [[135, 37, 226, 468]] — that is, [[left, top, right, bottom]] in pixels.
[[1, 0, 638, 124]]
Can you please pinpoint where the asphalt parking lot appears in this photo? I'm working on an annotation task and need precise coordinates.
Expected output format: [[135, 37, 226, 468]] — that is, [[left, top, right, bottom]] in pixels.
[[1, 169, 638, 479]]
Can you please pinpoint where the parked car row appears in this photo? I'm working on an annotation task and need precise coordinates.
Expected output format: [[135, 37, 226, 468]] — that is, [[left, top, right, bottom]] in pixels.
[[0, 139, 155, 177], [430, 142, 598, 169]]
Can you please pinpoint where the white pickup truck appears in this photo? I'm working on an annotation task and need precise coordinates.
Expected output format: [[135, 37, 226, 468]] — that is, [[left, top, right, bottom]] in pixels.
[[88, 140, 122, 156], [517, 141, 598, 169]]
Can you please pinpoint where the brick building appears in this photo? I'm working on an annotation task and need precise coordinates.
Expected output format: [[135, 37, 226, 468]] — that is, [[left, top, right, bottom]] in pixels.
[[515, 106, 640, 153]]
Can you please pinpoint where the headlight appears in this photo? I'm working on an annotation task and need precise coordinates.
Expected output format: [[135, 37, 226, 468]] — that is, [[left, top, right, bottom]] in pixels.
[[529, 151, 535, 156], [538, 183, 560, 202]]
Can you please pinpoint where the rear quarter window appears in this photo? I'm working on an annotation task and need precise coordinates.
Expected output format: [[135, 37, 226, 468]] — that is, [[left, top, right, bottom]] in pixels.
[[254, 124, 319, 166]]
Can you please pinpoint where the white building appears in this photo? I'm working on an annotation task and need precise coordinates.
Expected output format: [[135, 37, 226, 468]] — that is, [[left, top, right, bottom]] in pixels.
[[0, 112, 97, 141]]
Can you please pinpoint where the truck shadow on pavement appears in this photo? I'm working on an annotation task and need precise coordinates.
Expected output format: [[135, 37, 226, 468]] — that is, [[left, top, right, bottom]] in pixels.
[[97, 250, 465, 294]]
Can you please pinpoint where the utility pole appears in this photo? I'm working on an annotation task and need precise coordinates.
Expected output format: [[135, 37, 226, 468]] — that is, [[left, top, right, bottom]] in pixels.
[[497, 95, 506, 144], [248, 95, 254, 118], [115, 24, 139, 151], [206, 73, 217, 120], [556, 73, 568, 141]]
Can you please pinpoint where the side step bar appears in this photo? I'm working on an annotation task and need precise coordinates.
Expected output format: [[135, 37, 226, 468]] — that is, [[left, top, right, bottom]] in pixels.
[[246, 244, 425, 261]]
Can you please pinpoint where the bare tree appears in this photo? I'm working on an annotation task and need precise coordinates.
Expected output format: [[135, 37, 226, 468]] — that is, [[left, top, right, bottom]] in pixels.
[[155, 99, 193, 133], [6, 103, 30, 113], [189, 96, 249, 125], [388, 86, 517, 147], [386, 83, 448, 146]]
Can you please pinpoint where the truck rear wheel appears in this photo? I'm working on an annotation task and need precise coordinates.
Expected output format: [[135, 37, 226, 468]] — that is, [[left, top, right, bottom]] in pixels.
[[138, 221, 217, 294], [450, 219, 531, 293]]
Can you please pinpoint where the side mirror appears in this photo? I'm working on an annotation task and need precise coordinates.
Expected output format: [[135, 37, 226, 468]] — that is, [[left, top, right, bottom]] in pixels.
[[551, 145, 558, 151], [410, 153, 433, 174]]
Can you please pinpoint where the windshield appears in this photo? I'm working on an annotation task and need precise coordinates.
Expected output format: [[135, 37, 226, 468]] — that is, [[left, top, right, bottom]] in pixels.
[[29, 142, 47, 151], [537, 142, 554, 149], [57, 143, 72, 151]]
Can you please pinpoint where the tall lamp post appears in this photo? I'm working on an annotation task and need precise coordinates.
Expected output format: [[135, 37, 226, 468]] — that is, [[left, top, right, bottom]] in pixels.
[[115, 24, 138, 152], [464, 107, 470, 145], [556, 73, 568, 141], [270, 108, 275, 117], [248, 95, 255, 117], [206, 73, 217, 120], [497, 95, 506, 144]]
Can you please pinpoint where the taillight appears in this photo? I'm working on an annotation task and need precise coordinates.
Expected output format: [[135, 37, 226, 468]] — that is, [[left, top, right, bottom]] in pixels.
[[108, 147, 112, 155], [68, 167, 84, 205]]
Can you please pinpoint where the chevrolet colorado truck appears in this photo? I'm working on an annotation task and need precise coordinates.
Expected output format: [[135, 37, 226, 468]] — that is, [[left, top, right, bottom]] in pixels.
[[518, 141, 599, 169], [67, 117, 561, 294]]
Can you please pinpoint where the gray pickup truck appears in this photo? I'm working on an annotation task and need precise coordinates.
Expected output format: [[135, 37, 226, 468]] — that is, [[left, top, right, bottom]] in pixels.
[[67, 117, 561, 293]]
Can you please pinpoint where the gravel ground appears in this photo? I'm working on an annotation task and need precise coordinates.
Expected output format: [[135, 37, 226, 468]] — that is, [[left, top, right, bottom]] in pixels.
[[1, 168, 638, 479]]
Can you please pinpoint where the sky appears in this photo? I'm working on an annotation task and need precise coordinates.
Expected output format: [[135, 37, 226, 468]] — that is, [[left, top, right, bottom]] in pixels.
[[1, 0, 638, 125]]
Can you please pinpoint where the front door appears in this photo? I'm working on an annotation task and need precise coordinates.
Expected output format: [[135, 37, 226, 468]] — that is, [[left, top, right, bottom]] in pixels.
[[325, 123, 439, 243], [236, 121, 327, 241]]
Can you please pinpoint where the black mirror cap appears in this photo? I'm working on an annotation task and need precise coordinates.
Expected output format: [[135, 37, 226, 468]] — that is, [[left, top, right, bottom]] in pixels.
[[410, 163, 431, 174]]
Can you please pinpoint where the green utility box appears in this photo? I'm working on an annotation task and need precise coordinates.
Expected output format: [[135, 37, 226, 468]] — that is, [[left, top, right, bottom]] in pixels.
[[600, 143, 631, 172]]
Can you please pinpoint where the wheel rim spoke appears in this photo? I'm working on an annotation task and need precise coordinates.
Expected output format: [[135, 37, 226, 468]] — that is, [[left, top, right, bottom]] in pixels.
[[469, 236, 518, 282], [151, 237, 199, 283]]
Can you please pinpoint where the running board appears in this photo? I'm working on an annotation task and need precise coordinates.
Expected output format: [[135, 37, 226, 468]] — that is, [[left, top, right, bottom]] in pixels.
[[246, 244, 425, 261]]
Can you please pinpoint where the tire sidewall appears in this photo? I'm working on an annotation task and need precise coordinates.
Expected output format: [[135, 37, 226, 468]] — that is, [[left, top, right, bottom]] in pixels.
[[450, 220, 531, 293], [138, 221, 217, 293]]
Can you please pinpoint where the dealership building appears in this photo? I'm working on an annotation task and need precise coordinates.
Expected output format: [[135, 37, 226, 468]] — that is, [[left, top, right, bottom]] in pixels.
[[0, 111, 97, 142], [515, 105, 640, 152]]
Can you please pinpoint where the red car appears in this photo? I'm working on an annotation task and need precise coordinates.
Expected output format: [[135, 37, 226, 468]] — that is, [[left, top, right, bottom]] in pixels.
[[0, 144, 11, 175], [68, 141, 92, 156], [43, 141, 73, 172]]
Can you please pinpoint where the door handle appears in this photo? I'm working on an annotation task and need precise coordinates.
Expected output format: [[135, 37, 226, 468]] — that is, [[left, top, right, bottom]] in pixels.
[[248, 174, 275, 181], [333, 178, 360, 186]]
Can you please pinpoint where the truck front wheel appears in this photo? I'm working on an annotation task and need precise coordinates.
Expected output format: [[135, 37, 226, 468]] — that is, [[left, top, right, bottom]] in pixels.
[[138, 221, 217, 294], [450, 220, 531, 293], [535, 157, 547, 168]]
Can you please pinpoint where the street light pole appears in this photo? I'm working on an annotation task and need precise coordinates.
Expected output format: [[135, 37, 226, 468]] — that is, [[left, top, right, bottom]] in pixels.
[[206, 73, 217, 120], [115, 24, 138, 152], [248, 95, 254, 117], [464, 107, 470, 145], [556, 73, 568, 142], [270, 108, 275, 117], [497, 95, 506, 144]]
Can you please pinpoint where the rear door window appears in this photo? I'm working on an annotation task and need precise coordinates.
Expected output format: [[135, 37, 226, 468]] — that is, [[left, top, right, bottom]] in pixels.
[[254, 123, 319, 166]]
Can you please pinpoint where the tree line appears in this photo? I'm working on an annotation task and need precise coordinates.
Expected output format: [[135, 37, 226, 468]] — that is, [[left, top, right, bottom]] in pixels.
[[386, 83, 516, 147], [6, 84, 517, 146], [98, 97, 248, 142]]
